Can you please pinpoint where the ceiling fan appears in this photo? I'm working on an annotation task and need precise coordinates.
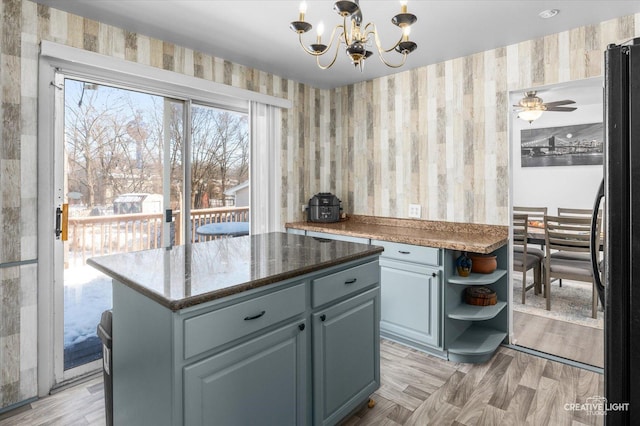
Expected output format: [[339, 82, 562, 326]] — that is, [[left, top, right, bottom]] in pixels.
[[514, 91, 577, 123]]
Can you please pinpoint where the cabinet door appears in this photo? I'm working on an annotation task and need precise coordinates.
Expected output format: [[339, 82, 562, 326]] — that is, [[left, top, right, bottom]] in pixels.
[[184, 321, 308, 426], [313, 287, 380, 426], [380, 262, 440, 348]]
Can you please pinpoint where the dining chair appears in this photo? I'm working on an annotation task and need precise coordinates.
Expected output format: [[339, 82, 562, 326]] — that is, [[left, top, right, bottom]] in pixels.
[[513, 206, 546, 268], [513, 213, 542, 304], [543, 215, 599, 318], [513, 206, 547, 226], [555, 208, 604, 286]]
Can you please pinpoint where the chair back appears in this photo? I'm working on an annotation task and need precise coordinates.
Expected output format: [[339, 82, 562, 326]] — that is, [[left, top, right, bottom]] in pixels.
[[544, 215, 593, 256], [557, 207, 604, 246], [512, 213, 529, 252], [513, 206, 547, 227], [557, 208, 593, 218]]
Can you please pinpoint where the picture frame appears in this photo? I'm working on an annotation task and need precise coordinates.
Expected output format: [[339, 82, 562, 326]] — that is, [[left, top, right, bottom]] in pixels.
[[520, 122, 603, 167]]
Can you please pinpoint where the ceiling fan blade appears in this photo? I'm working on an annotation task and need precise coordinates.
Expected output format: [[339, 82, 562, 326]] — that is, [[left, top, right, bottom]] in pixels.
[[545, 106, 577, 112], [543, 100, 576, 107]]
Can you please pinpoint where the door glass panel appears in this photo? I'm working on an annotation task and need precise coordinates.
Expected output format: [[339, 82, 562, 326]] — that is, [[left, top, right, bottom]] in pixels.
[[190, 105, 250, 242], [61, 79, 181, 372]]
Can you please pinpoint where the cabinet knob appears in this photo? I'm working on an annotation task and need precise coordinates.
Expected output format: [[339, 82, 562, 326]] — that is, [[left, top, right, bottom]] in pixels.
[[432, 272, 437, 277], [298, 323, 305, 331], [320, 314, 326, 322]]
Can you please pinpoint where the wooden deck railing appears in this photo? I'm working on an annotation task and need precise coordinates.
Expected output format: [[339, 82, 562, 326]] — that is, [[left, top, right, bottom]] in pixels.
[[67, 207, 249, 266]]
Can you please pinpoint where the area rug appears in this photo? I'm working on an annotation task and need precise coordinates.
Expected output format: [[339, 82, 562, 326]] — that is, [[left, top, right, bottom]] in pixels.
[[512, 277, 603, 329]]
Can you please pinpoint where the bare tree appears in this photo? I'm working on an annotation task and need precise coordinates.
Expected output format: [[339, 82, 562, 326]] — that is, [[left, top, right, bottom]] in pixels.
[[191, 106, 248, 207], [65, 80, 249, 213]]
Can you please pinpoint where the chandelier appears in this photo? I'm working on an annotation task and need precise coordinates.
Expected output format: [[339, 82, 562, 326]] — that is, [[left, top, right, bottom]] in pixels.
[[289, 1, 418, 71]]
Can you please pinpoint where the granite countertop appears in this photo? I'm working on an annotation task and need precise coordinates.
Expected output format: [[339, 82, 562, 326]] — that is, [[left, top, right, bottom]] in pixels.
[[285, 215, 508, 254], [87, 232, 383, 311]]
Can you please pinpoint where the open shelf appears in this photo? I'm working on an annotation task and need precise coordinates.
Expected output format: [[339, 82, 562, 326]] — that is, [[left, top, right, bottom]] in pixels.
[[448, 269, 507, 286], [447, 301, 507, 321], [447, 324, 507, 363]]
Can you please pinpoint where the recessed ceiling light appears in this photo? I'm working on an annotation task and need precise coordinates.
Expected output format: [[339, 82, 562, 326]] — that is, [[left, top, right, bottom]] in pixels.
[[539, 9, 559, 19]]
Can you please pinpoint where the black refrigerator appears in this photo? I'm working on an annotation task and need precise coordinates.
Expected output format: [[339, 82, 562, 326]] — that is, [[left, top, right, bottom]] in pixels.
[[602, 37, 640, 425]]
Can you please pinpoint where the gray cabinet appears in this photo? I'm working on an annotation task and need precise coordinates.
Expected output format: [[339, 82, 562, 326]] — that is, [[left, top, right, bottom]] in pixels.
[[312, 287, 380, 426], [373, 239, 444, 356], [380, 260, 440, 349], [184, 320, 307, 426], [111, 256, 380, 426]]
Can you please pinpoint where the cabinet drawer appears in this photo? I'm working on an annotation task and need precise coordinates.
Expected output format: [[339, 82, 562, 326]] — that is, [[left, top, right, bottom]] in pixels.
[[371, 239, 440, 266], [312, 261, 379, 307], [184, 284, 306, 359], [307, 231, 369, 245]]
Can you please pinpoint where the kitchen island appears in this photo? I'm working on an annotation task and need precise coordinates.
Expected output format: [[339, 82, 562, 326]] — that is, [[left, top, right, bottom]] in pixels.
[[286, 216, 509, 363], [88, 232, 383, 426]]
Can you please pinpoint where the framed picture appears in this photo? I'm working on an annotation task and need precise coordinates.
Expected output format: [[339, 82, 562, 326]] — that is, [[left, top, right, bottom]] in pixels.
[[520, 122, 603, 167]]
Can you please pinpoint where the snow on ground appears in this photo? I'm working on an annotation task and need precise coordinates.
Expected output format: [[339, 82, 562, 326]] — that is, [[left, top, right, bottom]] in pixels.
[[64, 265, 112, 348]]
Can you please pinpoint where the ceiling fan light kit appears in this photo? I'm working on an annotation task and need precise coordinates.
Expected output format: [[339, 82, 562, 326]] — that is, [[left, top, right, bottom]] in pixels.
[[517, 109, 545, 123], [514, 90, 577, 123], [290, 0, 418, 71]]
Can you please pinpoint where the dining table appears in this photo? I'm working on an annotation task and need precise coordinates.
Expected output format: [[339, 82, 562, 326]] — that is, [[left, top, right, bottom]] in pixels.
[[195, 221, 250, 238]]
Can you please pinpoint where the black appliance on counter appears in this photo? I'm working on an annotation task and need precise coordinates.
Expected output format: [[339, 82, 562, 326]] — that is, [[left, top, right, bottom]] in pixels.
[[307, 193, 342, 222], [599, 37, 640, 425]]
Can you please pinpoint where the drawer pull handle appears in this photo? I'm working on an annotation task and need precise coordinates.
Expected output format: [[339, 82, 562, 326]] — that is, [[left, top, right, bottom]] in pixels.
[[298, 323, 305, 331], [398, 250, 411, 254], [320, 314, 326, 322], [345, 278, 357, 284], [244, 310, 266, 321]]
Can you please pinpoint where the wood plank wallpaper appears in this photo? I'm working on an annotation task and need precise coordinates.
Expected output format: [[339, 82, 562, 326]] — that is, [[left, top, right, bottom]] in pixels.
[[293, 14, 638, 226], [0, 0, 638, 410]]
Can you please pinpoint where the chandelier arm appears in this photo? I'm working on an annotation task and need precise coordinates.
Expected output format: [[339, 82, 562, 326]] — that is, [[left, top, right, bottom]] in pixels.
[[323, 25, 345, 56], [342, 15, 352, 46], [298, 25, 345, 56], [315, 42, 342, 69], [367, 24, 404, 54], [375, 49, 408, 68], [298, 33, 320, 55]]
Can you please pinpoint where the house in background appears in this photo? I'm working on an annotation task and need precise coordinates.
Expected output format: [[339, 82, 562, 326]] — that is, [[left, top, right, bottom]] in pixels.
[[224, 181, 249, 207]]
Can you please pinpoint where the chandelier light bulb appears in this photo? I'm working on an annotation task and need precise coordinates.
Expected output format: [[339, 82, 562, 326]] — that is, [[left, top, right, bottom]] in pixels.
[[317, 22, 325, 38], [299, 1, 307, 21], [403, 26, 411, 41]]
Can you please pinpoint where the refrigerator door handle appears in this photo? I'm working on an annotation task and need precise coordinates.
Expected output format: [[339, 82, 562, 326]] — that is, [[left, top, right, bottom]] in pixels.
[[591, 179, 605, 307]]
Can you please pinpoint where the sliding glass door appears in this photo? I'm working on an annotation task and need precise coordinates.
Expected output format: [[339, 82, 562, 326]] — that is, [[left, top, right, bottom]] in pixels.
[[51, 76, 251, 388], [54, 76, 186, 381]]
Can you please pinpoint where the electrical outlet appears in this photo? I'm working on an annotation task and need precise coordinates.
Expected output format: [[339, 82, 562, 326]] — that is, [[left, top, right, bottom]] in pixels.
[[301, 204, 307, 212], [408, 204, 421, 219]]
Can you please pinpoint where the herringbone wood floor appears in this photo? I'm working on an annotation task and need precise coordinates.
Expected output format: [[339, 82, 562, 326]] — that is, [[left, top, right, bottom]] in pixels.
[[0, 339, 603, 426]]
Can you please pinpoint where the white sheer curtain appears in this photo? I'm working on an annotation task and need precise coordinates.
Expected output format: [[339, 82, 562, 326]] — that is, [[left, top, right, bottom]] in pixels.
[[250, 102, 282, 234]]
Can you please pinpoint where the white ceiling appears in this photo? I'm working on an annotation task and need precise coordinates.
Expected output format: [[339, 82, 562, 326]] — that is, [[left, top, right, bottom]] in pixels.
[[34, 1, 640, 89]]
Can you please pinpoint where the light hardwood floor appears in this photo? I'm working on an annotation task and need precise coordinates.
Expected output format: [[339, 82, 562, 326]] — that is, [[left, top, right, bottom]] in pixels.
[[513, 310, 604, 368], [0, 339, 604, 426]]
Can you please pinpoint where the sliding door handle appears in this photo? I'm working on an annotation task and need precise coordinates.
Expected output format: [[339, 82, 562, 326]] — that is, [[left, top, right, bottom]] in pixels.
[[55, 204, 69, 241]]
